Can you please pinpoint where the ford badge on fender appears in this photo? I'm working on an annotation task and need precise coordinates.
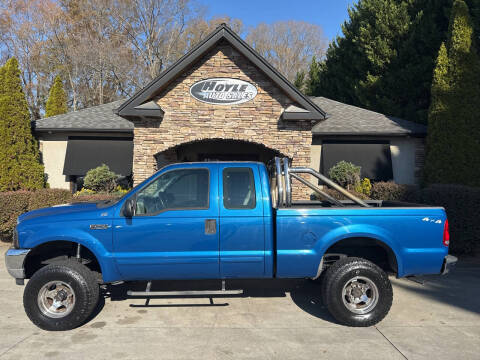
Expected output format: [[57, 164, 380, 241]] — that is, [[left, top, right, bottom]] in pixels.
[[190, 78, 258, 105]]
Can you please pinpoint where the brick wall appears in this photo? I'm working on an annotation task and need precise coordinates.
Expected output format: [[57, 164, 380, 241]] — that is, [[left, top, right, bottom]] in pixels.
[[132, 41, 314, 199]]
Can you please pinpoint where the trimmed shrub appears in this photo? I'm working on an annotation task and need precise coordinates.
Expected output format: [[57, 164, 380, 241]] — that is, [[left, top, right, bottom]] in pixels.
[[83, 164, 118, 193], [370, 181, 420, 202], [355, 178, 372, 197], [74, 188, 95, 196], [328, 161, 361, 190]]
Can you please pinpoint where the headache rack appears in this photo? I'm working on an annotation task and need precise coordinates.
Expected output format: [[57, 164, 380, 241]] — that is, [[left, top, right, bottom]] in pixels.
[[269, 157, 370, 208]]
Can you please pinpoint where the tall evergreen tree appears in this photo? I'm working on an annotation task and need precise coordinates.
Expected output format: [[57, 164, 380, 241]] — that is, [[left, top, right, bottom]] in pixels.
[[293, 70, 306, 92], [424, 0, 480, 186], [305, 56, 322, 96], [311, 0, 411, 107], [45, 75, 68, 117], [309, 0, 455, 124], [465, 0, 480, 39], [0, 58, 45, 191], [379, 0, 452, 123]]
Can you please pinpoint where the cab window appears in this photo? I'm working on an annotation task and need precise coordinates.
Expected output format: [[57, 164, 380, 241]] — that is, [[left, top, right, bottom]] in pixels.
[[135, 168, 209, 215], [223, 168, 256, 209]]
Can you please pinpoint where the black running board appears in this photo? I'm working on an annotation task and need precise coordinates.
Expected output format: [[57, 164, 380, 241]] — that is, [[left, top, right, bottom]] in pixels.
[[126, 280, 243, 297], [127, 289, 244, 296]]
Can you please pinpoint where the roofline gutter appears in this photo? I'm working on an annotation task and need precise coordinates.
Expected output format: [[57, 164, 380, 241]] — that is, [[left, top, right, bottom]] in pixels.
[[34, 128, 134, 134], [282, 112, 324, 121], [312, 132, 427, 137]]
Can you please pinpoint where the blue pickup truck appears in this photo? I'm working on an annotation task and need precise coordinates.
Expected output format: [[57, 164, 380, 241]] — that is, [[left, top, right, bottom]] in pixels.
[[5, 158, 456, 331]]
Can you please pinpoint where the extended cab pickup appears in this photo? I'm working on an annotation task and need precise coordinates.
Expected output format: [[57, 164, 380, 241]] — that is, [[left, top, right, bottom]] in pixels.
[[5, 158, 456, 330]]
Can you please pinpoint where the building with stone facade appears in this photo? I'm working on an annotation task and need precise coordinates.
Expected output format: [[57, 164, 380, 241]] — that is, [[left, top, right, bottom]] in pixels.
[[34, 24, 426, 197]]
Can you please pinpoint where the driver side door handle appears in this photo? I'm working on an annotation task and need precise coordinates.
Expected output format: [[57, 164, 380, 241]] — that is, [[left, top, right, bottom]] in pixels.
[[205, 219, 216, 235]]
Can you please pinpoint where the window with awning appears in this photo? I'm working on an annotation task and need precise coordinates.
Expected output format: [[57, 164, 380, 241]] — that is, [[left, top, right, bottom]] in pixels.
[[63, 137, 133, 176], [321, 141, 393, 181]]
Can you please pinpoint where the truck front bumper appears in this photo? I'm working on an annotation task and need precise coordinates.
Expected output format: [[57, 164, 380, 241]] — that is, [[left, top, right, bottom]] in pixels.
[[4, 248, 30, 282], [441, 254, 457, 275]]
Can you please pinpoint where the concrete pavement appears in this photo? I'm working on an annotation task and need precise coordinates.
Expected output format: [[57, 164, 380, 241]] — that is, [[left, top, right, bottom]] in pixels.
[[1, 242, 479, 359]]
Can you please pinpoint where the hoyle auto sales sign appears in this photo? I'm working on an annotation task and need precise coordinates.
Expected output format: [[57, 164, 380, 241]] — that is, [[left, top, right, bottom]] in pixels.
[[190, 78, 258, 105]]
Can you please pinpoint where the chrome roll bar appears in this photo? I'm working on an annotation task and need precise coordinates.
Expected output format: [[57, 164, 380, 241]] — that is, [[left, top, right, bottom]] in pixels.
[[275, 157, 284, 208], [283, 158, 291, 207], [273, 157, 370, 208]]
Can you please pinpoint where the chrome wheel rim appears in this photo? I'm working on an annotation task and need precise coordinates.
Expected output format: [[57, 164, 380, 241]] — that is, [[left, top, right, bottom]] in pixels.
[[37, 281, 76, 318], [341, 276, 379, 314]]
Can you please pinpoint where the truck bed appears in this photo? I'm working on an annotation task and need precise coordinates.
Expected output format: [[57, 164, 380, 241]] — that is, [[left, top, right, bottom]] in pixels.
[[274, 201, 447, 279]]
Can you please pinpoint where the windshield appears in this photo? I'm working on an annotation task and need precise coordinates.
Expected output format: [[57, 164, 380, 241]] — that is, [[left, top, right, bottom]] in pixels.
[[95, 170, 181, 210]]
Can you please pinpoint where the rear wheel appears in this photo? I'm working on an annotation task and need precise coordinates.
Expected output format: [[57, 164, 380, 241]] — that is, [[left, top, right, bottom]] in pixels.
[[24, 260, 100, 331], [321, 257, 393, 327]]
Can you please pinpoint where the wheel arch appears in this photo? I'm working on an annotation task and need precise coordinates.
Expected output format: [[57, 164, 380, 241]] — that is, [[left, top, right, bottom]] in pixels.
[[313, 223, 403, 276], [322, 236, 400, 275], [23, 240, 104, 279]]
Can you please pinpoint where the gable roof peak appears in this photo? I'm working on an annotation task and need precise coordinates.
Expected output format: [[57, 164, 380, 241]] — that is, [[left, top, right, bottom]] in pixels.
[[116, 23, 326, 121]]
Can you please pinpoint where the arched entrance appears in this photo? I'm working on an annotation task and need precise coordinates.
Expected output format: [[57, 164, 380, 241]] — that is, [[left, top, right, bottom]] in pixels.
[[155, 139, 288, 169]]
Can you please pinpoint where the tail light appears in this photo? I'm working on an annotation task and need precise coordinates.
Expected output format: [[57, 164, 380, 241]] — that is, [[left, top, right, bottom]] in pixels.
[[443, 219, 450, 247]]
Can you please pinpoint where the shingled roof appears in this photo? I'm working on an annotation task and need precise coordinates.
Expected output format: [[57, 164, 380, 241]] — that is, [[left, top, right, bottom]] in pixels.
[[34, 100, 133, 132], [311, 97, 427, 136], [34, 96, 427, 137]]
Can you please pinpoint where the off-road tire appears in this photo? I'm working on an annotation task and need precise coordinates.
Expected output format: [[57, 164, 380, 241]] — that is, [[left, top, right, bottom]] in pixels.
[[321, 257, 393, 327], [24, 260, 100, 331]]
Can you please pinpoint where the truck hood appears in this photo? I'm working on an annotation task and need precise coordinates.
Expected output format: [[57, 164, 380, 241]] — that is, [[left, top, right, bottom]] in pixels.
[[18, 202, 103, 223]]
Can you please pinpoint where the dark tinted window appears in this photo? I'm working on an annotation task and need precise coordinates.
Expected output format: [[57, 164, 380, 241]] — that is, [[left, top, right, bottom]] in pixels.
[[136, 169, 209, 215], [223, 168, 256, 209], [321, 141, 393, 181]]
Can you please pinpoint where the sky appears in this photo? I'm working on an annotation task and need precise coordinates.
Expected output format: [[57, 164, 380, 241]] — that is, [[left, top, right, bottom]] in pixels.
[[199, 0, 356, 41]]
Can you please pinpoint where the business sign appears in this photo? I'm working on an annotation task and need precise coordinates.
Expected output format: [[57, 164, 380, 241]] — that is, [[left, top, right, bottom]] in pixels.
[[190, 78, 257, 105]]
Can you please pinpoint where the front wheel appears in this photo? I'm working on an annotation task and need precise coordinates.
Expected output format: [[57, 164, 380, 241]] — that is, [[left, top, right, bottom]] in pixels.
[[23, 260, 100, 331], [321, 257, 393, 327]]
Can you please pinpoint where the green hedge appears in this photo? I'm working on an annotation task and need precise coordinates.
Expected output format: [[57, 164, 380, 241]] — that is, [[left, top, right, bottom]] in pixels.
[[419, 185, 480, 254], [0, 191, 31, 241], [0, 189, 121, 242], [27, 188, 73, 210], [73, 193, 122, 203]]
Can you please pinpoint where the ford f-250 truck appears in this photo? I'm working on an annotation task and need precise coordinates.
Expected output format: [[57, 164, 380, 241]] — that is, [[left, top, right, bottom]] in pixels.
[[5, 158, 456, 331]]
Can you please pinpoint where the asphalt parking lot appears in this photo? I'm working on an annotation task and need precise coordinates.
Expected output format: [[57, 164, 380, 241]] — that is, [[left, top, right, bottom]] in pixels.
[[1, 242, 479, 360]]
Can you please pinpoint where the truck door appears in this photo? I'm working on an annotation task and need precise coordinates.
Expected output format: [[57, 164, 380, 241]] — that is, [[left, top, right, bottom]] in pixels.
[[112, 165, 220, 280], [219, 164, 265, 278]]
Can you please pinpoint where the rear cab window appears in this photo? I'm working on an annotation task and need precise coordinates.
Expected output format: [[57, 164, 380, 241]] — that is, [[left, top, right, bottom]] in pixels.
[[223, 167, 256, 209]]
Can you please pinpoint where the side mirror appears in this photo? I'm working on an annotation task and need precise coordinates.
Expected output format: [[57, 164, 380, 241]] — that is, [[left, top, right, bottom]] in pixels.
[[123, 198, 135, 218]]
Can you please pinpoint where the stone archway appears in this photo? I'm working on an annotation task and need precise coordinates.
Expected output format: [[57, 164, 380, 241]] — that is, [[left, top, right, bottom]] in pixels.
[[154, 138, 289, 169]]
